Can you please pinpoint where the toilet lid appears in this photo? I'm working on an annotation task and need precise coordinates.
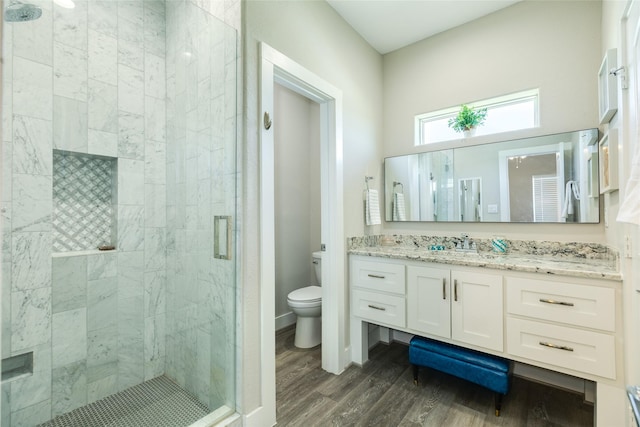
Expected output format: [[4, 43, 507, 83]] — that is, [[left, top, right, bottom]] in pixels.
[[288, 286, 322, 302]]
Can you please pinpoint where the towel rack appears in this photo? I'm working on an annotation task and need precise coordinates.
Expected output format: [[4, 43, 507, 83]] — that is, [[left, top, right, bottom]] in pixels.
[[393, 181, 404, 193], [365, 176, 374, 191]]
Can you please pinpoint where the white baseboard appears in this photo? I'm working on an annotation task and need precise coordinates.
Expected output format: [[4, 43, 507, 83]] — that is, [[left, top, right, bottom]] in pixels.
[[242, 405, 276, 427], [275, 312, 296, 331]]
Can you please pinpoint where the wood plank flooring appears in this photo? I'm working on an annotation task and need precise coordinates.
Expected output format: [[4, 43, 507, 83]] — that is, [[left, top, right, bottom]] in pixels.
[[276, 327, 594, 426]]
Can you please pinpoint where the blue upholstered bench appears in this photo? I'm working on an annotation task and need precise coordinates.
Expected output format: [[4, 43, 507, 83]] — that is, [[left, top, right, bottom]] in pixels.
[[409, 336, 511, 416]]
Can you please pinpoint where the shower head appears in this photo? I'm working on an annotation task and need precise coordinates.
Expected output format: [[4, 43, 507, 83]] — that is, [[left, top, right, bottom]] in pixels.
[[4, 1, 42, 22]]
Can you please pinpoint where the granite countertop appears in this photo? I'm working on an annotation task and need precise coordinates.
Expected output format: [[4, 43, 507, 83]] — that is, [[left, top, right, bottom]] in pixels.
[[348, 245, 621, 281]]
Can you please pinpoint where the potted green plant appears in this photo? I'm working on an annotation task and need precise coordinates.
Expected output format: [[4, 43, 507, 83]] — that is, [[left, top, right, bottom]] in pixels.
[[447, 104, 488, 137]]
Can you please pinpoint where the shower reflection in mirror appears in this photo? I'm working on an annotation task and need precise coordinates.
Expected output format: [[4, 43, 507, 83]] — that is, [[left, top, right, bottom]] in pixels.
[[418, 150, 454, 221], [459, 178, 482, 222]]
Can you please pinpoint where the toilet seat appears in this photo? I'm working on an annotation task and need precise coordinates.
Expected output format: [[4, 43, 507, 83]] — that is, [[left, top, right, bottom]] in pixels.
[[287, 285, 321, 303]]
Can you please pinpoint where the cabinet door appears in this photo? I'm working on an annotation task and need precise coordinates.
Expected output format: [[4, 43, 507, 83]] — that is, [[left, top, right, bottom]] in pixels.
[[451, 270, 504, 351], [407, 266, 451, 339]]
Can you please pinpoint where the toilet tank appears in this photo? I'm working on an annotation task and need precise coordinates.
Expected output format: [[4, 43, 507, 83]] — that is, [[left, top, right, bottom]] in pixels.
[[312, 251, 323, 285]]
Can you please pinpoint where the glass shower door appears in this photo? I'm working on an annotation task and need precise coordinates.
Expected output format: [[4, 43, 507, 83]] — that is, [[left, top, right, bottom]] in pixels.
[[164, 0, 237, 421]]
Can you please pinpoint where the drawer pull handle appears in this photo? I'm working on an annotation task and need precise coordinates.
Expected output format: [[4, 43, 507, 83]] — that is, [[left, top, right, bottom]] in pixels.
[[539, 298, 574, 307], [368, 304, 386, 311], [454, 279, 458, 302], [442, 279, 446, 300], [368, 274, 385, 279], [539, 341, 574, 352]]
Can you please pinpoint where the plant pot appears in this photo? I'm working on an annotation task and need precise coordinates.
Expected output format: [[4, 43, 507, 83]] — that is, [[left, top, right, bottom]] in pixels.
[[463, 127, 477, 138]]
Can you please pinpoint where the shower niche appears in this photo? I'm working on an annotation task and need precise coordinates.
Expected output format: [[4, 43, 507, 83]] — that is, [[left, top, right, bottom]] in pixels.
[[52, 150, 118, 253]]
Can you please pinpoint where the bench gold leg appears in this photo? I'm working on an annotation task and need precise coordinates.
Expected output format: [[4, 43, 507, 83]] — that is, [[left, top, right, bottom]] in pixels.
[[494, 392, 503, 417]]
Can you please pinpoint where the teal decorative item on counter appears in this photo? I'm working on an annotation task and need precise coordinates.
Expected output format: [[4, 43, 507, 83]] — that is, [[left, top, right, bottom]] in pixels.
[[492, 237, 507, 253]]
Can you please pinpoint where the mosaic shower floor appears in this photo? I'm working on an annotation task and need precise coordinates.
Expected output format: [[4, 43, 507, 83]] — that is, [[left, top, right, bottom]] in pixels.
[[38, 375, 209, 427]]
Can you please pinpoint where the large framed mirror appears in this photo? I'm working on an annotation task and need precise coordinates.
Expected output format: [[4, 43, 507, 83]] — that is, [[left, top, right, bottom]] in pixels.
[[385, 129, 600, 223]]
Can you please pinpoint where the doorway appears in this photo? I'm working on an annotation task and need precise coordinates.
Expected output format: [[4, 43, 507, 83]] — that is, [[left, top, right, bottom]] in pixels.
[[498, 143, 565, 221], [273, 83, 321, 331], [258, 43, 347, 424]]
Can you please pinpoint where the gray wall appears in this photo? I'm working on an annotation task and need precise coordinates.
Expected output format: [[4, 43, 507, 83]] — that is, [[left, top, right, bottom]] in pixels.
[[382, 0, 604, 242]]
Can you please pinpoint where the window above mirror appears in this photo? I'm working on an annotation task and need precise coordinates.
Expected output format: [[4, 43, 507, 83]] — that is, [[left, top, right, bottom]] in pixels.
[[415, 89, 540, 145]]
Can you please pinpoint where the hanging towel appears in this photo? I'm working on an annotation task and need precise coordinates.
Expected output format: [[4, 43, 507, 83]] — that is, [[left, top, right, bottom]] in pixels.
[[392, 192, 406, 221], [364, 189, 381, 226], [561, 181, 580, 220]]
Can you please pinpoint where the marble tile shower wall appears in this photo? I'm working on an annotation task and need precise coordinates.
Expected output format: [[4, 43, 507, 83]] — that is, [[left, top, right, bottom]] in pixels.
[[164, 0, 237, 411], [1, 0, 168, 424]]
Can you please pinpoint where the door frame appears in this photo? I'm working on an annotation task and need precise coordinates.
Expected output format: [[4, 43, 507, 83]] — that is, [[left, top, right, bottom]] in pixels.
[[498, 143, 565, 221], [258, 41, 346, 423]]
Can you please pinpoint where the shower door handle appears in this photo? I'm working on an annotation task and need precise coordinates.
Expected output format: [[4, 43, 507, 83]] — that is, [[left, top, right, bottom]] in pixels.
[[214, 216, 232, 260]]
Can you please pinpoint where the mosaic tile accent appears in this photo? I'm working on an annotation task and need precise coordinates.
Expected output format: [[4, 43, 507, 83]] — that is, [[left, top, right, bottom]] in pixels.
[[53, 151, 116, 252], [37, 375, 209, 427]]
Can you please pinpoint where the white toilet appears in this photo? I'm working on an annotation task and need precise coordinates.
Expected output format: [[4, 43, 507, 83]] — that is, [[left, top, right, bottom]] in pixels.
[[287, 251, 323, 348]]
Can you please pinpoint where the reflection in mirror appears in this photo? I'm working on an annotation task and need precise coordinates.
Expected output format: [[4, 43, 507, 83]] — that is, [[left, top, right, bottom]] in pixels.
[[385, 150, 454, 221], [384, 129, 600, 223], [498, 144, 564, 222], [459, 178, 482, 221]]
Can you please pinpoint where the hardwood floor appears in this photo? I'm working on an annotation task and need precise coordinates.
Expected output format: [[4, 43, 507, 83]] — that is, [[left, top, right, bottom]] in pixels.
[[276, 327, 594, 426]]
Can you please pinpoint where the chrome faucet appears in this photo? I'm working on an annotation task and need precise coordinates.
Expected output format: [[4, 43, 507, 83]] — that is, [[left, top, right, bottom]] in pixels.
[[463, 234, 470, 249], [456, 233, 477, 253]]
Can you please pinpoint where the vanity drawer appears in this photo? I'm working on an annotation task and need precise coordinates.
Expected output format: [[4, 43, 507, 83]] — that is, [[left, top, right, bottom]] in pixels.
[[352, 289, 406, 328], [507, 317, 615, 379], [350, 257, 405, 294], [506, 277, 615, 332]]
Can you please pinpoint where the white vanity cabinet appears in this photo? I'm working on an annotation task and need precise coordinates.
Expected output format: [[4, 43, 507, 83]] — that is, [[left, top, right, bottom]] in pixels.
[[350, 254, 621, 380], [505, 276, 617, 379], [350, 257, 406, 328], [407, 266, 503, 352]]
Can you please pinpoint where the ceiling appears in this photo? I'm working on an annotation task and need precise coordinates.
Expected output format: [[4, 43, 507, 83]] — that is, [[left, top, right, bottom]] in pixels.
[[326, 0, 523, 54]]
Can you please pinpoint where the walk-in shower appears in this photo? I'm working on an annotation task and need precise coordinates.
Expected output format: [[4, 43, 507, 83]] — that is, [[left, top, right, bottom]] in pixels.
[[0, 0, 239, 425]]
